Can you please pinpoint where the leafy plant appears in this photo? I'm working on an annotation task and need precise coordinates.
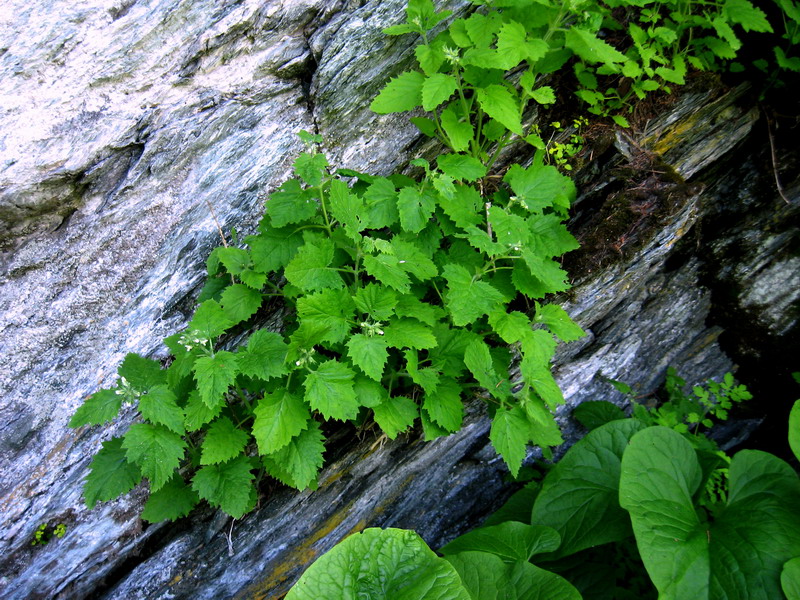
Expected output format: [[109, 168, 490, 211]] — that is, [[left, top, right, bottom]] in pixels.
[[31, 522, 67, 546]]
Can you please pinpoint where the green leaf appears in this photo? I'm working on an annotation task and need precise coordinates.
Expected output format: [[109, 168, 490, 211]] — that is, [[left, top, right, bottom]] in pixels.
[[390, 239, 438, 281], [354, 283, 397, 320], [293, 152, 329, 186], [488, 309, 530, 344], [192, 455, 255, 519], [139, 385, 185, 434], [438, 184, 482, 228], [373, 395, 419, 439], [118, 353, 166, 393], [532, 419, 645, 558], [531, 86, 556, 105], [329, 179, 365, 240], [397, 186, 436, 233], [363, 178, 399, 229], [284, 236, 344, 292], [363, 254, 412, 294], [490, 405, 531, 478], [252, 389, 310, 454], [189, 300, 235, 341], [437, 154, 487, 182], [422, 377, 463, 432], [247, 227, 303, 274], [394, 295, 441, 326], [371, 70, 425, 113], [267, 178, 318, 228], [184, 389, 223, 431], [488, 205, 530, 249], [305, 359, 359, 421], [440, 106, 474, 153], [286, 528, 471, 600], [782, 557, 800, 600], [790, 400, 800, 463], [220, 283, 262, 323], [442, 264, 505, 326], [495, 20, 527, 69], [201, 417, 250, 465], [83, 437, 142, 508], [421, 73, 458, 110], [262, 420, 325, 490], [440, 522, 561, 562], [297, 288, 355, 344], [565, 27, 627, 65], [123, 423, 187, 492], [521, 251, 570, 294], [347, 334, 389, 381], [523, 393, 564, 448], [237, 330, 289, 381], [69, 388, 123, 428], [506, 561, 583, 600], [383, 317, 437, 350], [572, 400, 627, 431], [527, 214, 580, 257], [194, 351, 238, 409], [141, 474, 199, 522], [504, 162, 576, 213], [520, 358, 564, 410], [535, 303, 584, 342], [216, 247, 251, 275], [476, 84, 522, 135], [354, 375, 389, 409], [415, 43, 445, 75], [443, 551, 511, 600], [464, 339, 506, 399], [724, 0, 773, 32]]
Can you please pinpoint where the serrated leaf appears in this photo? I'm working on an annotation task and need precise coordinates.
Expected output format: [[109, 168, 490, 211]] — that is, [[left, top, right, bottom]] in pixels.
[[521, 358, 564, 410], [383, 317, 437, 349], [488, 205, 530, 249], [397, 186, 436, 233], [535, 303, 584, 342], [237, 329, 289, 381], [363, 177, 399, 229], [70, 388, 123, 428], [263, 420, 325, 490], [724, 0, 773, 32], [521, 251, 570, 294], [371, 70, 425, 113], [437, 153, 487, 182], [216, 247, 251, 275], [373, 395, 419, 439], [415, 43, 445, 75], [491, 405, 531, 477], [247, 227, 303, 275], [442, 264, 505, 326], [476, 84, 522, 135], [524, 393, 564, 448], [354, 283, 397, 320], [565, 26, 627, 65], [83, 437, 142, 508], [441, 105, 474, 153], [329, 179, 365, 240], [293, 152, 329, 187], [531, 85, 556, 104], [363, 253, 412, 294], [201, 417, 250, 465], [465, 12, 500, 47], [141, 474, 199, 522], [305, 359, 359, 421], [118, 353, 166, 393], [422, 73, 458, 110], [284, 236, 344, 292], [253, 389, 311, 454], [390, 239, 438, 281], [189, 300, 235, 341], [527, 214, 580, 257], [297, 288, 356, 344], [184, 389, 223, 431], [139, 384, 185, 434], [194, 350, 238, 409], [354, 375, 389, 409], [488, 309, 531, 344], [192, 455, 255, 518], [438, 183, 482, 228], [123, 423, 186, 492], [220, 283, 262, 323], [422, 377, 463, 431], [405, 349, 440, 394], [495, 20, 527, 69], [504, 162, 576, 213], [394, 294, 441, 326], [347, 334, 389, 381], [464, 339, 506, 399], [267, 178, 318, 228]]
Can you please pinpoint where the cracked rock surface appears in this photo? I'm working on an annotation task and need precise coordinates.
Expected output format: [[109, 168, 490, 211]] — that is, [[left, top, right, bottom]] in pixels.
[[0, 1, 798, 598]]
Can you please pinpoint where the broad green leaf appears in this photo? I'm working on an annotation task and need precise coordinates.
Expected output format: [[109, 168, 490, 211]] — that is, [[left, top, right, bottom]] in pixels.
[[354, 375, 389, 409], [422, 377, 463, 432], [238, 268, 267, 290], [118, 353, 166, 393], [363, 178, 399, 229], [724, 0, 773, 32], [247, 227, 303, 274], [488, 309, 531, 344], [438, 184, 482, 228], [521, 251, 570, 294], [363, 254, 412, 293], [465, 11, 501, 48], [441, 106, 474, 153], [487, 205, 530, 248], [383, 318, 437, 349], [523, 393, 564, 447], [139, 384, 185, 434], [394, 294, 441, 326], [442, 264, 505, 326], [237, 330, 289, 381], [390, 239, 438, 281], [284, 236, 345, 292], [184, 389, 222, 431], [69, 388, 123, 428], [354, 283, 397, 320], [535, 303, 584, 342], [347, 334, 389, 381], [304, 359, 359, 421], [476, 84, 522, 135], [141, 474, 199, 522], [531, 85, 556, 104], [397, 186, 436, 234], [572, 400, 627, 431], [286, 528, 471, 600], [188, 300, 235, 341], [253, 389, 310, 454], [464, 339, 505, 399], [504, 162, 575, 213], [262, 420, 325, 490], [216, 247, 250, 275], [507, 560, 583, 600], [437, 154, 487, 182], [619, 427, 709, 599], [422, 73, 458, 110], [520, 329, 557, 366], [421, 408, 449, 441], [565, 27, 627, 65], [527, 214, 580, 257], [220, 283, 262, 323], [430, 323, 480, 377], [416, 43, 445, 75], [520, 358, 564, 410], [194, 351, 238, 409], [200, 417, 250, 465], [441, 522, 560, 562], [790, 400, 800, 463], [293, 152, 329, 186], [460, 225, 506, 256], [83, 437, 142, 508], [123, 423, 187, 492], [444, 552, 511, 600], [329, 179, 365, 239], [782, 557, 800, 600], [373, 395, 419, 439], [297, 288, 355, 344], [483, 481, 541, 527], [267, 179, 318, 227], [371, 70, 425, 113], [192, 454, 255, 518], [490, 405, 531, 478], [532, 419, 645, 558], [495, 20, 527, 69]]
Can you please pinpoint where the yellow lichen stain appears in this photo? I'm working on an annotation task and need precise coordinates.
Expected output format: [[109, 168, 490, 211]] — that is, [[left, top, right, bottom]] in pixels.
[[169, 573, 183, 586], [236, 502, 366, 600]]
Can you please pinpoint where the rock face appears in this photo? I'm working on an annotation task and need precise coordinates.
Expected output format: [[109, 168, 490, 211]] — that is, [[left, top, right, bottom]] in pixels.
[[0, 1, 798, 599]]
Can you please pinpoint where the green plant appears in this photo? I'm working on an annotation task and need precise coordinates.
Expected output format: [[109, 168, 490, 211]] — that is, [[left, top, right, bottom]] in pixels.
[[31, 522, 67, 546]]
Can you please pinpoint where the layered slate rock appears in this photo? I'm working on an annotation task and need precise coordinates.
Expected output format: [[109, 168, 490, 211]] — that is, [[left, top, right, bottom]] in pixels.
[[0, 1, 798, 599]]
